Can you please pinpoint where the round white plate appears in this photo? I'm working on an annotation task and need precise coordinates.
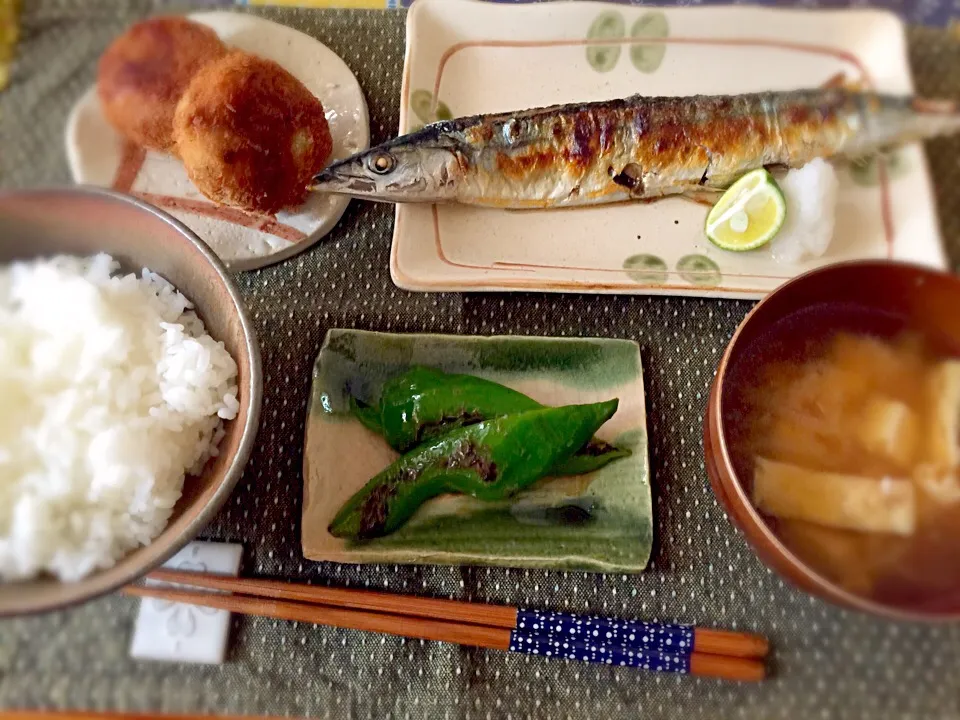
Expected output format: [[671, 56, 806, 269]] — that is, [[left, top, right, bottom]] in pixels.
[[66, 11, 370, 272]]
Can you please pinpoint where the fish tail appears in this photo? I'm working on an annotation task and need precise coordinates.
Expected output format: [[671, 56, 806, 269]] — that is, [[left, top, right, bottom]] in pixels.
[[847, 93, 960, 155], [906, 97, 960, 141]]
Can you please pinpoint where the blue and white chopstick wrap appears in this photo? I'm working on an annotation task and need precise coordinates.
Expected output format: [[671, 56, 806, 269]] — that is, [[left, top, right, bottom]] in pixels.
[[506, 609, 698, 673], [514, 609, 695, 653], [509, 631, 692, 672]]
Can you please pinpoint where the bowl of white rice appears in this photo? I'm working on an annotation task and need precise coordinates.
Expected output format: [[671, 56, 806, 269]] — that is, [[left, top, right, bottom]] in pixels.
[[0, 187, 262, 615]]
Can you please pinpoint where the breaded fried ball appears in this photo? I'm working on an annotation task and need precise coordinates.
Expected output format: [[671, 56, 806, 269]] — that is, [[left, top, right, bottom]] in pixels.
[[173, 52, 333, 214], [97, 16, 227, 153]]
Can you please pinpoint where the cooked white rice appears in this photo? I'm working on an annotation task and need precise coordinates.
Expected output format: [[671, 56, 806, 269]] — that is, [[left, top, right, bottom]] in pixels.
[[0, 253, 239, 582]]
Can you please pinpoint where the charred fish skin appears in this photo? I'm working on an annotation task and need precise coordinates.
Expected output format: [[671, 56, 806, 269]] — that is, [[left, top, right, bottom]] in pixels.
[[310, 89, 960, 208], [452, 91, 938, 204]]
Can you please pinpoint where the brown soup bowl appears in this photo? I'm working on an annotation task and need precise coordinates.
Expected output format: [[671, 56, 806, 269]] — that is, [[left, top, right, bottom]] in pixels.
[[0, 187, 262, 616], [704, 259, 960, 622]]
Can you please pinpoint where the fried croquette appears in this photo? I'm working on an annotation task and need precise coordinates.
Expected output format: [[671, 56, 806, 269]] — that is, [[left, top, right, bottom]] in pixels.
[[173, 52, 333, 214], [97, 16, 227, 153]]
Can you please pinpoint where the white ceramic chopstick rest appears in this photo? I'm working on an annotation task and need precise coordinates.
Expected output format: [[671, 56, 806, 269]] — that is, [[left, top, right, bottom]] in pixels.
[[130, 541, 243, 664]]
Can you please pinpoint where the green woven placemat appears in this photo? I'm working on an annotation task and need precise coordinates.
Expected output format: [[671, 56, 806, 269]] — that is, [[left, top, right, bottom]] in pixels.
[[1, 3, 959, 719]]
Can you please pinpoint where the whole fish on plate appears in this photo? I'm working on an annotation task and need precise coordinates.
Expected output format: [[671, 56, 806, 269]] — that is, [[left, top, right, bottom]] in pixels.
[[309, 88, 960, 209]]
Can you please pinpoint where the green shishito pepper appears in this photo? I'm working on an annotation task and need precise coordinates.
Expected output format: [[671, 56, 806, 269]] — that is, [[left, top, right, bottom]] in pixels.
[[350, 367, 630, 474], [329, 399, 619, 540]]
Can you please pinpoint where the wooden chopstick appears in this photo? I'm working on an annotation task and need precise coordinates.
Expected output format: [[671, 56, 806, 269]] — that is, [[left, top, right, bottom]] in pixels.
[[147, 569, 769, 660], [125, 582, 766, 682], [125, 583, 509, 650], [148, 568, 517, 627]]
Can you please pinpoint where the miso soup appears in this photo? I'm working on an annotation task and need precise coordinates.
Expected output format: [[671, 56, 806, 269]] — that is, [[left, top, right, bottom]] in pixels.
[[724, 302, 960, 612]]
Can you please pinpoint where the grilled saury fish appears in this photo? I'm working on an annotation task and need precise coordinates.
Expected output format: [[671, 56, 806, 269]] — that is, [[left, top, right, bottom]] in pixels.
[[309, 88, 960, 209]]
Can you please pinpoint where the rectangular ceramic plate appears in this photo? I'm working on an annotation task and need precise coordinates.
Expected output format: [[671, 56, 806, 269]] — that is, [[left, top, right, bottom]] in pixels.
[[390, 0, 947, 298], [302, 329, 652, 573]]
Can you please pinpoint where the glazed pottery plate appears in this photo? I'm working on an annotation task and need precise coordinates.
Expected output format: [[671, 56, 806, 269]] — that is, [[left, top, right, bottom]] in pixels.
[[391, 0, 946, 298], [66, 11, 370, 272], [303, 330, 652, 573]]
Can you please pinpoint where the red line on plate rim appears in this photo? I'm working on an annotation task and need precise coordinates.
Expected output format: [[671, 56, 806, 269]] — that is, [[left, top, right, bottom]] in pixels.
[[108, 144, 307, 245], [135, 192, 308, 244], [110, 141, 147, 194], [434, 36, 875, 98]]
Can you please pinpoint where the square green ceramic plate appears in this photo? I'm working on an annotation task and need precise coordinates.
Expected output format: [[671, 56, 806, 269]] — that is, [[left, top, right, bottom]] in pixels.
[[302, 329, 651, 573]]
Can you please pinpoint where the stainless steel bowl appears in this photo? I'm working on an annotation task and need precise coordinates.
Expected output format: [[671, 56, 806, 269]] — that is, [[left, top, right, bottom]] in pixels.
[[0, 187, 262, 615]]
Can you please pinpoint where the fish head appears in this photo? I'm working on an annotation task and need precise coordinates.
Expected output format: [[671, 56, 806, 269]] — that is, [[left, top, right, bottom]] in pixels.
[[309, 130, 464, 203]]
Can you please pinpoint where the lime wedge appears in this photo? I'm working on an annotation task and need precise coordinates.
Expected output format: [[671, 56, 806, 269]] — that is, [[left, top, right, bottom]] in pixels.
[[705, 169, 786, 252]]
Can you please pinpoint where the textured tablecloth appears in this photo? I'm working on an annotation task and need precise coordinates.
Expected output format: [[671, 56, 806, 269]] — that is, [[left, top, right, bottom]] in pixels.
[[2, 2, 960, 718]]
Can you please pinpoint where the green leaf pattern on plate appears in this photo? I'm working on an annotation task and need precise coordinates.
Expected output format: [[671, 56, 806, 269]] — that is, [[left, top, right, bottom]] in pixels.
[[622, 254, 668, 284], [848, 150, 910, 187], [586, 9, 668, 74], [676, 254, 722, 287], [629, 11, 669, 73], [434, 101, 453, 121], [410, 88, 453, 128], [586, 10, 625, 72]]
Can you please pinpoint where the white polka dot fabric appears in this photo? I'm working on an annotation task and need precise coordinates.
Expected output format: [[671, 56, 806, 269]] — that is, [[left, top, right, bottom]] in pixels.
[[2, 3, 960, 719]]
